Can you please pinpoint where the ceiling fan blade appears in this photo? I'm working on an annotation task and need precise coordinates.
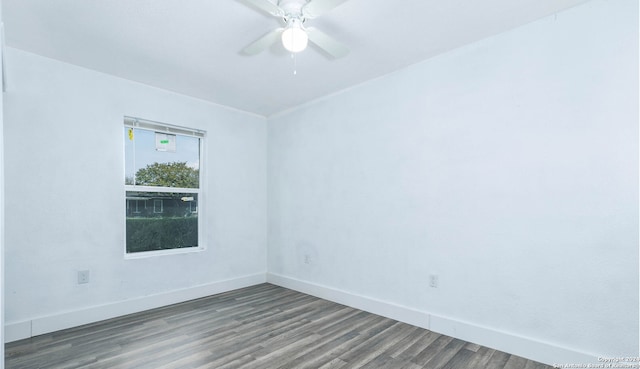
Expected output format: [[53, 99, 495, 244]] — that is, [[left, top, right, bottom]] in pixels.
[[302, 0, 350, 18], [241, 28, 284, 55], [306, 27, 349, 58], [237, 0, 284, 17]]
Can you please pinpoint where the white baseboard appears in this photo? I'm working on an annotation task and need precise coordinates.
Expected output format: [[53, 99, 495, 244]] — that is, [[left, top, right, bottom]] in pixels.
[[266, 273, 599, 366], [266, 273, 430, 330], [5, 320, 30, 343], [5, 273, 267, 343]]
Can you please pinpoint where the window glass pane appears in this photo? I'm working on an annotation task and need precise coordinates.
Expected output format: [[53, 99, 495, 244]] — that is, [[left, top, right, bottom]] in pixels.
[[125, 128, 200, 188], [125, 191, 198, 253]]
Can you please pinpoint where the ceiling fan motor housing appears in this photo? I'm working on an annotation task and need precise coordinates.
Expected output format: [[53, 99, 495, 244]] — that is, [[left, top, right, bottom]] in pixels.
[[278, 0, 307, 20]]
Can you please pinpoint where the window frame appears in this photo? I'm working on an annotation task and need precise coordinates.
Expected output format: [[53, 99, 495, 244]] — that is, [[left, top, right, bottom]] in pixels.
[[123, 117, 206, 259]]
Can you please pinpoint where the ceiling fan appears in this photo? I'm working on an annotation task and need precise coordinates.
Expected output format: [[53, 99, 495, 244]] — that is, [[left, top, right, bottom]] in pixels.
[[239, 0, 350, 58]]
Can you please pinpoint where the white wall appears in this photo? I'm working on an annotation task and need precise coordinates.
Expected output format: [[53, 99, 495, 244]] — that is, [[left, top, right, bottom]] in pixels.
[[0, 1, 5, 365], [3, 47, 267, 339], [268, 0, 638, 364]]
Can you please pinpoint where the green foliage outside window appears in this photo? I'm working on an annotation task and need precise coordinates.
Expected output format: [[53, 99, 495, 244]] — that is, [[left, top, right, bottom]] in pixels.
[[126, 217, 198, 253], [132, 162, 199, 188]]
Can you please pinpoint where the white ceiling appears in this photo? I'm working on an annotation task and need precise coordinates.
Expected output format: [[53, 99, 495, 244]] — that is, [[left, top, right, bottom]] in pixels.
[[3, 0, 590, 117]]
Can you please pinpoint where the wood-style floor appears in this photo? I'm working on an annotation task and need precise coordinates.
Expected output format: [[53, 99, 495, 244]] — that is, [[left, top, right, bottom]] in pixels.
[[5, 284, 552, 369]]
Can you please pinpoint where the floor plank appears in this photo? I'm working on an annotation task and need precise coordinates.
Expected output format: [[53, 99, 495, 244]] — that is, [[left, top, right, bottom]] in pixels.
[[5, 283, 553, 369]]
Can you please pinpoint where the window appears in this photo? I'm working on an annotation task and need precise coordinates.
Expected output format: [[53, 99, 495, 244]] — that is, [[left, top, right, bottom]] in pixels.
[[124, 117, 205, 255], [127, 199, 143, 214], [153, 199, 163, 213]]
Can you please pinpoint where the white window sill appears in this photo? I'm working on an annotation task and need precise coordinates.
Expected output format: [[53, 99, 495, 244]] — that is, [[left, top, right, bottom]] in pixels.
[[124, 246, 205, 259]]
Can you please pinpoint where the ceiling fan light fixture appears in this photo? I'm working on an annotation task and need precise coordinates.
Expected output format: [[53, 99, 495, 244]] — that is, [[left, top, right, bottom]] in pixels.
[[240, 0, 350, 58], [281, 20, 308, 53]]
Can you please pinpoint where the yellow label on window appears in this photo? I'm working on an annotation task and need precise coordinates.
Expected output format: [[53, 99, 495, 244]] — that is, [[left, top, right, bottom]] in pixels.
[[128, 128, 134, 140]]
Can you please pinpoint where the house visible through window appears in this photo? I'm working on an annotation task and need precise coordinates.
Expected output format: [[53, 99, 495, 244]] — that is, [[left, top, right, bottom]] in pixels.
[[124, 117, 205, 255]]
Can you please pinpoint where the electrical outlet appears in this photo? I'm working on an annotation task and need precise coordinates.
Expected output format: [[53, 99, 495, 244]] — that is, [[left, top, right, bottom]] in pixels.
[[429, 274, 439, 288], [78, 270, 90, 284]]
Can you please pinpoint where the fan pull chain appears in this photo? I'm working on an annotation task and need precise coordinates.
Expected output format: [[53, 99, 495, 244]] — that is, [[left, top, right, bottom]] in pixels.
[[291, 53, 297, 75]]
